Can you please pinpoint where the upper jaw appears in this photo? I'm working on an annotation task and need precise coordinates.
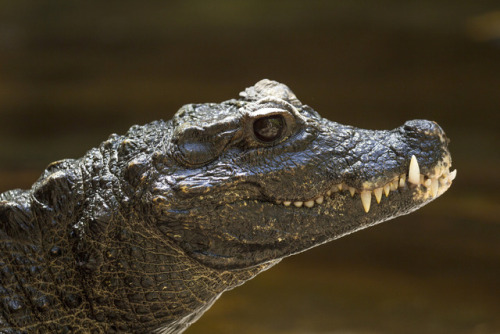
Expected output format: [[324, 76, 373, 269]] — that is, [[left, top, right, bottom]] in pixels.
[[268, 117, 455, 213], [167, 110, 455, 215]]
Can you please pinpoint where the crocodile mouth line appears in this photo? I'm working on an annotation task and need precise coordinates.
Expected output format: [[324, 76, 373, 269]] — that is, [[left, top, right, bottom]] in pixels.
[[275, 155, 456, 213]]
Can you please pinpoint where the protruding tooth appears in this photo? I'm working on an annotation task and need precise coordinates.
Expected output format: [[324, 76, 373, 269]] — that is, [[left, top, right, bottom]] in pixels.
[[315, 196, 324, 204], [390, 179, 398, 191], [337, 184, 343, 191], [383, 184, 391, 197], [430, 178, 439, 197], [373, 188, 383, 204], [360, 191, 371, 213], [438, 164, 444, 174], [293, 201, 303, 207], [349, 187, 356, 197], [408, 155, 420, 185], [304, 200, 315, 208], [449, 169, 457, 181], [399, 174, 406, 188], [439, 177, 447, 186], [283, 201, 291, 206], [424, 178, 432, 187], [326, 190, 332, 196]]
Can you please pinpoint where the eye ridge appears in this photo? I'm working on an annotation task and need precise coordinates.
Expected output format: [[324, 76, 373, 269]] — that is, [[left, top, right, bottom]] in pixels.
[[253, 115, 286, 143]]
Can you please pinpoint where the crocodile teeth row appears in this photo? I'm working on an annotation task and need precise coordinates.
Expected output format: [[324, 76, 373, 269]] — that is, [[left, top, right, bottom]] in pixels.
[[277, 155, 457, 213]]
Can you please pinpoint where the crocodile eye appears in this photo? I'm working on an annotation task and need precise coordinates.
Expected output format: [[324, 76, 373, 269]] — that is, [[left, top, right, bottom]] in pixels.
[[253, 115, 286, 143]]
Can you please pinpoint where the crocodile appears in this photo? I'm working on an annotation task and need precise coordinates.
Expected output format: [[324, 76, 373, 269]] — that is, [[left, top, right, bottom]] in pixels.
[[0, 79, 455, 333]]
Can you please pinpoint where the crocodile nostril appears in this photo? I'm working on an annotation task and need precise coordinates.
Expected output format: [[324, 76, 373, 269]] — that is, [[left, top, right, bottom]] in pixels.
[[403, 119, 447, 142]]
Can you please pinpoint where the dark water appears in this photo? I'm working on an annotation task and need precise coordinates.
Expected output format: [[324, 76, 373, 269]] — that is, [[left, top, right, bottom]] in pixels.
[[1, 1, 499, 333]]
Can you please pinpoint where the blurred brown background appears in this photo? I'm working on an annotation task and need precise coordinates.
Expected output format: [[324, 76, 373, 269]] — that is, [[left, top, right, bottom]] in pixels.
[[1, 1, 499, 333]]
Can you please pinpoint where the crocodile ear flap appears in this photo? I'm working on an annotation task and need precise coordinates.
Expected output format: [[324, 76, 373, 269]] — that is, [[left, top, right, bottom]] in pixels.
[[177, 133, 219, 166], [174, 126, 236, 167]]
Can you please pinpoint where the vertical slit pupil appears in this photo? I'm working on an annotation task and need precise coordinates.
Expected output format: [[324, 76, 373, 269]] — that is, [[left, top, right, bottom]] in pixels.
[[253, 115, 285, 142]]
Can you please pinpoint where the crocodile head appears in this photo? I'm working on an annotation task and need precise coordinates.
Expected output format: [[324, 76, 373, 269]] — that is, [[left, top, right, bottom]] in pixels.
[[0, 79, 455, 333], [137, 79, 455, 270]]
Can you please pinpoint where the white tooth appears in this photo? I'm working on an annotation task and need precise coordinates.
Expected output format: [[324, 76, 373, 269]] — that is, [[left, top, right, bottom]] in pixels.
[[439, 177, 447, 186], [383, 184, 390, 197], [293, 201, 303, 207], [360, 191, 371, 213], [349, 187, 356, 197], [337, 184, 343, 191], [315, 196, 324, 204], [304, 200, 315, 208], [326, 190, 332, 196], [424, 178, 432, 187], [449, 169, 457, 181], [283, 201, 291, 206], [373, 187, 383, 204], [399, 174, 406, 188], [408, 155, 420, 185], [390, 179, 398, 191], [430, 178, 439, 197], [438, 166, 444, 177]]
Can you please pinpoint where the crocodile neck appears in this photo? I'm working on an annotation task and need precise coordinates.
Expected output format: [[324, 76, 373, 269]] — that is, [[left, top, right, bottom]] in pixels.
[[75, 218, 274, 333]]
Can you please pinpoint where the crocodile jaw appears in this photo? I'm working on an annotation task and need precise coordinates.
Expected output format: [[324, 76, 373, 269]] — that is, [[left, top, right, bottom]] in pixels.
[[275, 154, 455, 212]]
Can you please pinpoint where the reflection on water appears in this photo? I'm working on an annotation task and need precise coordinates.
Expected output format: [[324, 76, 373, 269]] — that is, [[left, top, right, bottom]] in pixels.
[[0, 1, 499, 333]]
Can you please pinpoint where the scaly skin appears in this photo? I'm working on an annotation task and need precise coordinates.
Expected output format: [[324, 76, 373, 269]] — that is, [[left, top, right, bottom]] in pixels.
[[0, 80, 455, 333]]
